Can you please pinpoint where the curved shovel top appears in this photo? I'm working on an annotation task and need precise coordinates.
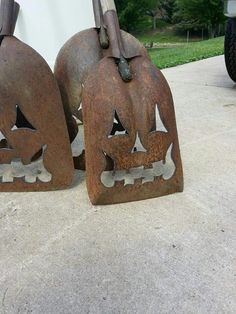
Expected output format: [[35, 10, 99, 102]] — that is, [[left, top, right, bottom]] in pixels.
[[55, 28, 149, 119]]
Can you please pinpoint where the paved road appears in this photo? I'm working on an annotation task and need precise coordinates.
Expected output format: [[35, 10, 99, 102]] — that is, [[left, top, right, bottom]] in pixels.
[[0, 56, 235, 314]]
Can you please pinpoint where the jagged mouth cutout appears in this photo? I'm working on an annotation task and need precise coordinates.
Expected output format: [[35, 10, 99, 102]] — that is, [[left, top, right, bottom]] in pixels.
[[100, 104, 176, 188], [0, 145, 52, 183]]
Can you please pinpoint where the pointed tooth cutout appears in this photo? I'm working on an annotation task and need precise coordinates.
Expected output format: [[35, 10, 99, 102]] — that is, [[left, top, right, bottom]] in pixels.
[[108, 110, 128, 138], [132, 133, 147, 153], [163, 144, 176, 180], [154, 104, 168, 133]]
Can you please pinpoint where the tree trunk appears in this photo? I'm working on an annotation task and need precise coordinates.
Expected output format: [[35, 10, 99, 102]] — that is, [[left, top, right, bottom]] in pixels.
[[153, 16, 157, 30], [209, 24, 217, 38]]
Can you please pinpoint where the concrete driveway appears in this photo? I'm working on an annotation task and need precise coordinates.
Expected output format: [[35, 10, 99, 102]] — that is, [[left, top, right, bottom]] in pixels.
[[0, 55, 235, 314]]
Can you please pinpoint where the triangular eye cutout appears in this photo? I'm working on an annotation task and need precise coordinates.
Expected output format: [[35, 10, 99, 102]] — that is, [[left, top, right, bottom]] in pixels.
[[108, 110, 128, 138], [153, 104, 168, 133], [132, 133, 147, 153], [12, 105, 36, 131]]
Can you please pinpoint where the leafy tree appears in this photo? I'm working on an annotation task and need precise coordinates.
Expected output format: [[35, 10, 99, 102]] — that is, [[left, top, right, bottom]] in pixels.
[[161, 0, 176, 23], [115, 0, 177, 31], [115, 0, 150, 32], [146, 0, 176, 29], [145, 0, 160, 30], [175, 0, 225, 37]]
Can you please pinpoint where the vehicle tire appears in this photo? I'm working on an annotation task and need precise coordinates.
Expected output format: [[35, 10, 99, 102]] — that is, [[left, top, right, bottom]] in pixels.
[[225, 18, 236, 82]]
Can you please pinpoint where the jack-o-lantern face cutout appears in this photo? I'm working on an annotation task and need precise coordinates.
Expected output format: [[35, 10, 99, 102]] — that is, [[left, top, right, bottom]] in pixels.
[[0, 103, 52, 184], [83, 56, 183, 205], [101, 107, 175, 188], [0, 35, 74, 191]]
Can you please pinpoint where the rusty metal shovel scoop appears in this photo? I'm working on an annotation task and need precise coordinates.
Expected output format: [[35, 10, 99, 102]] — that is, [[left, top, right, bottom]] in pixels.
[[54, 0, 149, 170], [82, 0, 183, 204], [0, 0, 74, 191]]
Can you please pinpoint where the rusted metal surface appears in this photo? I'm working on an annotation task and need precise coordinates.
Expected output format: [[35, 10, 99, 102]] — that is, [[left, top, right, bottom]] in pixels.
[[55, 0, 149, 116], [55, 0, 183, 205], [54, 32, 148, 120], [54, 0, 149, 169], [0, 0, 74, 191], [83, 56, 183, 205]]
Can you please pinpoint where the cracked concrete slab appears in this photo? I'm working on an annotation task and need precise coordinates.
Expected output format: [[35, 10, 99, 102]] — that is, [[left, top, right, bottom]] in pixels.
[[0, 55, 236, 314]]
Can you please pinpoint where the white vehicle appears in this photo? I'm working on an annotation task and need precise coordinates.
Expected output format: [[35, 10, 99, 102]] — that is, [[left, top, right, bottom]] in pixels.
[[224, 0, 236, 81]]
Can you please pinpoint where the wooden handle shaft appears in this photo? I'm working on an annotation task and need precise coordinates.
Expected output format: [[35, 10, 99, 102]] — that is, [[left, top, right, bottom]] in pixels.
[[0, 0, 19, 36], [100, 0, 116, 14]]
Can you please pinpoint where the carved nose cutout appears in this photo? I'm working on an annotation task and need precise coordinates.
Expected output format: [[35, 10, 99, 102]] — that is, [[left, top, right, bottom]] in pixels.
[[132, 133, 147, 153], [108, 110, 128, 137], [154, 104, 168, 133]]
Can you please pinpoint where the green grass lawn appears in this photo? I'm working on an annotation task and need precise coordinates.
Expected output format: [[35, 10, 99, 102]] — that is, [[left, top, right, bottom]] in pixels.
[[137, 30, 199, 44], [147, 36, 224, 69]]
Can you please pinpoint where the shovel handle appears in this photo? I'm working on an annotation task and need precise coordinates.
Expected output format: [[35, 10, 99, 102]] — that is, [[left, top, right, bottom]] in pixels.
[[11, 1, 19, 34], [100, 0, 123, 58], [93, 0, 102, 28], [93, 0, 109, 49], [96, 0, 133, 81], [93, 0, 116, 27], [0, 0, 19, 36], [100, 0, 116, 13]]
